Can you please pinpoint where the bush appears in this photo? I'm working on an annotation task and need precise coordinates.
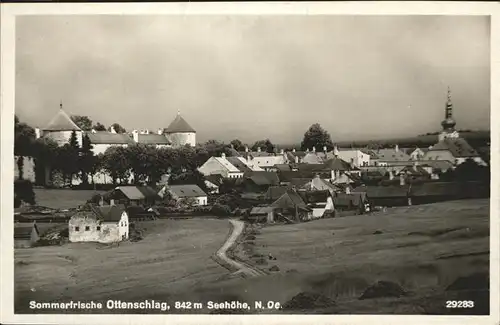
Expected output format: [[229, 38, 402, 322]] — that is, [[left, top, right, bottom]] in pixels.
[[14, 180, 36, 206], [211, 203, 232, 217]]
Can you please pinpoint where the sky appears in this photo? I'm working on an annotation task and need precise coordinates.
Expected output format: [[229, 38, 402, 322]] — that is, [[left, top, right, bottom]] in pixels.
[[15, 15, 490, 144]]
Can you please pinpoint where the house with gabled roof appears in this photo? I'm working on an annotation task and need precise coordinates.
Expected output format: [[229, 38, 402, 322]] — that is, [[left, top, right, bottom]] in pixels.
[[298, 190, 335, 219], [271, 189, 312, 221], [369, 145, 412, 166], [86, 130, 136, 155], [69, 204, 129, 243], [130, 129, 172, 149], [35, 102, 83, 147], [423, 138, 486, 166], [109, 186, 160, 206], [238, 171, 280, 193], [204, 174, 224, 194], [164, 112, 196, 147], [14, 222, 57, 248], [198, 153, 245, 179], [160, 184, 208, 206]]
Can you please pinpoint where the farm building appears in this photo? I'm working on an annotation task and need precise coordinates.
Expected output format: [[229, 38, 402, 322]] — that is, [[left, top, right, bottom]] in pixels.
[[248, 206, 276, 223], [204, 174, 224, 194], [238, 171, 280, 193], [333, 192, 369, 214], [69, 204, 129, 243], [271, 189, 312, 222], [353, 184, 411, 207], [160, 184, 208, 206], [109, 186, 160, 206], [264, 186, 289, 202], [299, 190, 335, 219]]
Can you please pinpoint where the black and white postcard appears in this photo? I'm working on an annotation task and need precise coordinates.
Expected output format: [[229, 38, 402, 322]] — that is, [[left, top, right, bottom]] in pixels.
[[1, 2, 499, 325]]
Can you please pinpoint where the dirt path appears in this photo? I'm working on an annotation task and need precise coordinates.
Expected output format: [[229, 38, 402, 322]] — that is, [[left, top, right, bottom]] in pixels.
[[216, 219, 266, 277]]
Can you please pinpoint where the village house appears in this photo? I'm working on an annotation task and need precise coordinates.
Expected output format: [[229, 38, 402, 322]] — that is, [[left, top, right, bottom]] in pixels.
[[108, 186, 160, 206], [333, 147, 371, 167], [248, 206, 276, 223], [237, 171, 280, 193], [204, 174, 224, 194], [368, 145, 412, 166], [198, 154, 245, 179], [69, 204, 129, 243], [244, 148, 289, 171], [285, 149, 308, 164], [301, 147, 328, 164], [159, 184, 208, 206], [299, 190, 335, 219], [406, 147, 428, 160], [271, 189, 312, 222], [333, 191, 369, 215]]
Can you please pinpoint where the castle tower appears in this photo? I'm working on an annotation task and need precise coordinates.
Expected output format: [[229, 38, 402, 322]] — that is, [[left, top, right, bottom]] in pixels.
[[164, 110, 196, 147], [438, 87, 460, 142], [38, 101, 83, 147]]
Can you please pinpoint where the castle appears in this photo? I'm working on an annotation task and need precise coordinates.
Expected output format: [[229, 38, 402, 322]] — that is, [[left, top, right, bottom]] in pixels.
[[35, 105, 197, 152]]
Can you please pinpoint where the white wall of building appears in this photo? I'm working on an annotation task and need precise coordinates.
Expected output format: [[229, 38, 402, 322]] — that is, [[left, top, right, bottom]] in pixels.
[[43, 130, 83, 147], [167, 132, 196, 147]]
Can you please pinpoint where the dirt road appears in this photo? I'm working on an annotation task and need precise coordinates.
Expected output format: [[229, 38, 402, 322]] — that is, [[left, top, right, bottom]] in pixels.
[[216, 219, 266, 277]]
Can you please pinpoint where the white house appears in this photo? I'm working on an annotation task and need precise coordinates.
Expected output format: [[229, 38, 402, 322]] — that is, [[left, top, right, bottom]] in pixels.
[[335, 148, 371, 167], [198, 154, 244, 179], [423, 138, 486, 166], [69, 204, 129, 244], [86, 129, 135, 155], [131, 129, 172, 149], [159, 184, 208, 206]]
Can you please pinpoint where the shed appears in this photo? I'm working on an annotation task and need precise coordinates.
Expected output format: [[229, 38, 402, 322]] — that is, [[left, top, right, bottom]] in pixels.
[[248, 206, 276, 223]]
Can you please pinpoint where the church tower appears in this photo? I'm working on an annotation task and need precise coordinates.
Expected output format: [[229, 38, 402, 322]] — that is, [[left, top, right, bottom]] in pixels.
[[164, 111, 196, 147], [438, 87, 460, 142]]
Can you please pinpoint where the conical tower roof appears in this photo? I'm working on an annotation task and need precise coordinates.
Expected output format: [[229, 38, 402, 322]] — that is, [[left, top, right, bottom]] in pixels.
[[43, 103, 81, 131], [165, 112, 196, 133]]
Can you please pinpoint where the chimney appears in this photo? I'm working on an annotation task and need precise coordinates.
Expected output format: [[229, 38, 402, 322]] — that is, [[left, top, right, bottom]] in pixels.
[[389, 170, 394, 180], [221, 152, 226, 158], [395, 144, 399, 152], [334, 170, 340, 180], [312, 146, 316, 153], [257, 147, 261, 153], [323, 146, 327, 153], [428, 145, 433, 150], [334, 145, 339, 157], [110, 199, 115, 206], [132, 130, 139, 143], [295, 156, 299, 164], [35, 127, 41, 139], [245, 146, 249, 153], [306, 148, 309, 153], [292, 148, 296, 153], [91, 128, 97, 134], [400, 174, 405, 186], [345, 186, 351, 194], [280, 149, 284, 155], [99, 196, 104, 206], [110, 126, 117, 134], [157, 128, 163, 135]]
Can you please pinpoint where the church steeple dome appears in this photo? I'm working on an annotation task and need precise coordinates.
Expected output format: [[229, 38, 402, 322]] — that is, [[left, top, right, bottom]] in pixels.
[[441, 86, 456, 131]]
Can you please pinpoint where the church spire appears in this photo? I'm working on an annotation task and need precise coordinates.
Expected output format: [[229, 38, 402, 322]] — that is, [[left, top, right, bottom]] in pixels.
[[440, 86, 457, 134], [445, 86, 453, 119]]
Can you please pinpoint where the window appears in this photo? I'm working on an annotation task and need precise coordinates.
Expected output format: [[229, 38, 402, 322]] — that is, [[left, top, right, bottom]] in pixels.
[[75, 226, 80, 231], [97, 226, 101, 231], [85, 226, 90, 231]]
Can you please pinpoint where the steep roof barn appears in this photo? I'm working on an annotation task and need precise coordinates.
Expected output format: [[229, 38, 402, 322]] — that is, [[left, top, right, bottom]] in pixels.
[[168, 184, 207, 198]]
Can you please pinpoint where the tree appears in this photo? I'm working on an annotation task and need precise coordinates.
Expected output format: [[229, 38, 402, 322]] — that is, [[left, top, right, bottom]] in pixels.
[[230, 139, 246, 151], [108, 123, 126, 134], [168, 169, 208, 193], [14, 115, 36, 156], [102, 147, 131, 185], [71, 115, 93, 131], [31, 137, 59, 186], [79, 134, 97, 185], [251, 139, 275, 153], [301, 123, 334, 152], [14, 180, 36, 207], [453, 159, 489, 183], [202, 140, 233, 158], [93, 122, 107, 131]]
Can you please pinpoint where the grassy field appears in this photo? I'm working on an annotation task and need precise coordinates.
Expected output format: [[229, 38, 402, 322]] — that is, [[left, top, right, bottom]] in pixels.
[[213, 199, 490, 314], [33, 189, 104, 209], [15, 218, 231, 313]]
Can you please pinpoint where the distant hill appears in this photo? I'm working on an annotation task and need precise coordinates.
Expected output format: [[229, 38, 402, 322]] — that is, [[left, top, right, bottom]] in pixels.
[[280, 130, 490, 150]]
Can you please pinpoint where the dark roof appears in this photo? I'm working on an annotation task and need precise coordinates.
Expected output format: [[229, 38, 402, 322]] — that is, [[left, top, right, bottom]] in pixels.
[[245, 171, 280, 186], [205, 174, 224, 186], [372, 149, 411, 162], [296, 163, 329, 172], [93, 204, 127, 222], [227, 157, 253, 173], [274, 164, 295, 171], [333, 192, 367, 207], [250, 206, 275, 215], [278, 171, 330, 183], [168, 184, 207, 197], [114, 186, 159, 200], [429, 138, 479, 157], [14, 223, 56, 239], [352, 185, 410, 198], [409, 182, 459, 197], [86, 132, 135, 145], [323, 157, 354, 171], [264, 186, 289, 201], [165, 114, 196, 133], [299, 190, 331, 204], [271, 189, 308, 209], [289, 178, 313, 188], [138, 134, 171, 145], [399, 165, 430, 176], [43, 108, 82, 131]]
